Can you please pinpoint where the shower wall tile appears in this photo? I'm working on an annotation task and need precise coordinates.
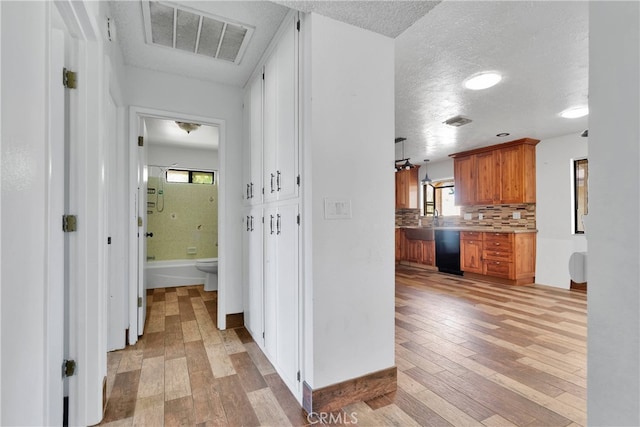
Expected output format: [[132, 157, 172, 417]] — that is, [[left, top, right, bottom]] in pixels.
[[147, 176, 218, 261]]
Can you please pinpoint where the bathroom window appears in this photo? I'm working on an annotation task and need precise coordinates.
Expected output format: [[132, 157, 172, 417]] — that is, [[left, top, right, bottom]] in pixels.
[[574, 159, 588, 234], [166, 169, 215, 184]]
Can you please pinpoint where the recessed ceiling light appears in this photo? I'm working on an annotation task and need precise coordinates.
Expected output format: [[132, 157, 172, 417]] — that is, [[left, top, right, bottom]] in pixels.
[[560, 106, 589, 119], [496, 132, 510, 137], [464, 72, 502, 90]]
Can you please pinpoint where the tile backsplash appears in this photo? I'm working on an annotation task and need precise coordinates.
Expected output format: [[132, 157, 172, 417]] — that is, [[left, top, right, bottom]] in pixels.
[[398, 204, 536, 230]]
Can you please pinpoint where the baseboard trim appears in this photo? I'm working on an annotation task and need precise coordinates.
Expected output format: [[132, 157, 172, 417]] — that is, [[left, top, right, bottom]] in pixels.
[[302, 366, 397, 413], [225, 312, 244, 329], [570, 280, 587, 292]]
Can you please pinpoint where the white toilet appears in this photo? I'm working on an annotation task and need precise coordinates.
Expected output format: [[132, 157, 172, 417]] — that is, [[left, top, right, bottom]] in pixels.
[[195, 258, 218, 291]]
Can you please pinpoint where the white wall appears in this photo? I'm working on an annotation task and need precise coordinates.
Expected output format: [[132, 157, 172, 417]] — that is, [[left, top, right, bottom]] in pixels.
[[418, 158, 454, 182], [1, 2, 48, 424], [147, 145, 219, 171], [535, 133, 588, 288], [124, 65, 244, 314], [588, 2, 640, 425], [304, 14, 395, 388]]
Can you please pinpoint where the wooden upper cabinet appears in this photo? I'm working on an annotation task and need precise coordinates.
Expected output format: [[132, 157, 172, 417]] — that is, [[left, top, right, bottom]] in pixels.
[[475, 151, 498, 205], [453, 156, 475, 206], [396, 167, 420, 209], [451, 138, 539, 206]]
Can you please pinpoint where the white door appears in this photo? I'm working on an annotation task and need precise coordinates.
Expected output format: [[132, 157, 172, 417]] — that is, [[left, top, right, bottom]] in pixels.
[[263, 55, 278, 202], [247, 206, 264, 345], [137, 118, 149, 334], [274, 202, 299, 392], [242, 86, 252, 204], [274, 21, 298, 201], [263, 206, 278, 359], [249, 73, 264, 204], [47, 27, 66, 425]]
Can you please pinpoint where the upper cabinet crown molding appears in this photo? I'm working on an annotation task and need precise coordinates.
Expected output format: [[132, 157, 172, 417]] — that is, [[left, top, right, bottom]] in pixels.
[[450, 138, 540, 206]]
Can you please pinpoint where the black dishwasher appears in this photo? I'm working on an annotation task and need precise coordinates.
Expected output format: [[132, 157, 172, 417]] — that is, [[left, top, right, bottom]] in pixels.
[[435, 230, 463, 276]]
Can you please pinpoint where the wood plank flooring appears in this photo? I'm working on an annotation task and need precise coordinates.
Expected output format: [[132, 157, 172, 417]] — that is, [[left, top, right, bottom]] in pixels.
[[99, 265, 586, 426]]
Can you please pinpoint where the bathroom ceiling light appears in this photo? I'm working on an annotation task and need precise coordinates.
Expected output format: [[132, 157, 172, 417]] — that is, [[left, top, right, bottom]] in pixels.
[[464, 72, 502, 90], [496, 132, 510, 137], [175, 121, 201, 134], [560, 106, 589, 119]]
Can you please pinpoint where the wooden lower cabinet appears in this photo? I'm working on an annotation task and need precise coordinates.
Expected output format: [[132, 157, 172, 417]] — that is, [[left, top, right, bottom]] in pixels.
[[395, 228, 435, 267], [461, 231, 536, 285]]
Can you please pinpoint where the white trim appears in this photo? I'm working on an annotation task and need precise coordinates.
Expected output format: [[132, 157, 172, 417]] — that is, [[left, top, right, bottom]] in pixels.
[[128, 106, 227, 342]]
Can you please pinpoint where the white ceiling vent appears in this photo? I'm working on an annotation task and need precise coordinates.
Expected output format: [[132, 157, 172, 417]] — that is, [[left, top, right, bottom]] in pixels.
[[141, 1, 255, 65]]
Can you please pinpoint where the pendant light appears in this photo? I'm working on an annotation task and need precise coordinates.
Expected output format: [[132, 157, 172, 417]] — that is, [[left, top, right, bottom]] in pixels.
[[394, 137, 414, 172], [421, 159, 432, 184]]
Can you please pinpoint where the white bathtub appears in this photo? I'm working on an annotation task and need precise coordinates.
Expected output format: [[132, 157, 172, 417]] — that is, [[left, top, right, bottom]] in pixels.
[[145, 259, 207, 289]]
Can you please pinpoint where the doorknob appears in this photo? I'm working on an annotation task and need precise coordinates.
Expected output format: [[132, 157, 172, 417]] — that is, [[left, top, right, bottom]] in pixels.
[[145, 232, 154, 237]]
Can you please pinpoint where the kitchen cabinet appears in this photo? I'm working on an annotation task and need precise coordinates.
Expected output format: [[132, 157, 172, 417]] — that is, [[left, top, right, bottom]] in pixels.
[[395, 228, 404, 263], [460, 230, 536, 285], [460, 231, 483, 274], [453, 156, 475, 206], [405, 238, 422, 263], [451, 138, 539, 206], [420, 240, 435, 266], [395, 167, 420, 209]]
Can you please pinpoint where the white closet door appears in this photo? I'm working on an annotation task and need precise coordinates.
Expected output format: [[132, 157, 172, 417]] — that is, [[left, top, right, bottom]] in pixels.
[[249, 74, 263, 204], [263, 55, 278, 202], [242, 88, 252, 204], [263, 206, 278, 359], [274, 22, 298, 201], [274, 202, 300, 392], [247, 206, 264, 345]]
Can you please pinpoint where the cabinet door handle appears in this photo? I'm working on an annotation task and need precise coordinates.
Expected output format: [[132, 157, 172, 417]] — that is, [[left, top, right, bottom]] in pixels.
[[246, 215, 250, 232], [270, 173, 275, 193], [250, 183, 254, 199], [276, 171, 281, 192], [246, 184, 250, 199], [277, 214, 281, 235], [250, 215, 254, 231], [270, 215, 275, 234]]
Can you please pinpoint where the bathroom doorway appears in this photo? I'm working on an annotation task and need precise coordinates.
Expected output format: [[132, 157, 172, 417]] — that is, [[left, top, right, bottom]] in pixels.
[[128, 108, 226, 343]]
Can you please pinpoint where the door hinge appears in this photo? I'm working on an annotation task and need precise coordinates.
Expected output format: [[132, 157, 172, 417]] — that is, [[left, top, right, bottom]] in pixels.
[[296, 20, 300, 32], [296, 175, 300, 186], [138, 297, 143, 307], [297, 371, 301, 381], [262, 72, 265, 80], [138, 216, 143, 227], [138, 136, 144, 147], [262, 331, 265, 339], [63, 68, 77, 89], [62, 215, 77, 232], [62, 359, 76, 378], [297, 213, 301, 225]]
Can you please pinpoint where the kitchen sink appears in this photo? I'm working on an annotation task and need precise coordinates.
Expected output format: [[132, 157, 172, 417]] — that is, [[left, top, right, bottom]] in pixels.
[[402, 227, 435, 241]]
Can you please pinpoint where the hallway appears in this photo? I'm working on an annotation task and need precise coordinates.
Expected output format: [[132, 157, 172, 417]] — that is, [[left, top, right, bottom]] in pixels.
[[100, 266, 586, 426]]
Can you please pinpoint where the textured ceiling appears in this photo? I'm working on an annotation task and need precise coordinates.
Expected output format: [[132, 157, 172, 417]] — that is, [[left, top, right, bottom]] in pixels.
[[109, 1, 290, 87], [273, 1, 440, 38], [110, 1, 589, 164], [395, 1, 589, 163]]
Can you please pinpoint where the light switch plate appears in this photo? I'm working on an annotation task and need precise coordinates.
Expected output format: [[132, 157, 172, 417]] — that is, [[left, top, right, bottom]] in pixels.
[[513, 211, 521, 219], [478, 213, 484, 220], [463, 213, 472, 220], [324, 198, 352, 219]]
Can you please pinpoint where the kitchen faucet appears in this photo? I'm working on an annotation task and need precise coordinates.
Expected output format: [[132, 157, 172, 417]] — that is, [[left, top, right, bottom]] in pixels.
[[433, 209, 440, 226]]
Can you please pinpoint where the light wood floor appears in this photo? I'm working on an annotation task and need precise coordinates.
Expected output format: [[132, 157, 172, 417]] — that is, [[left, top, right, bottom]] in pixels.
[[99, 265, 586, 426]]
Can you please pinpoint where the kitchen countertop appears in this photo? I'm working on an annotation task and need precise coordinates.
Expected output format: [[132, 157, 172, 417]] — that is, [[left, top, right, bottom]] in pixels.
[[397, 225, 537, 234]]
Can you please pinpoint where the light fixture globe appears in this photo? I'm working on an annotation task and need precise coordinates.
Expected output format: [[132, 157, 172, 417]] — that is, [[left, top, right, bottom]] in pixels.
[[175, 121, 201, 134], [560, 106, 589, 119]]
